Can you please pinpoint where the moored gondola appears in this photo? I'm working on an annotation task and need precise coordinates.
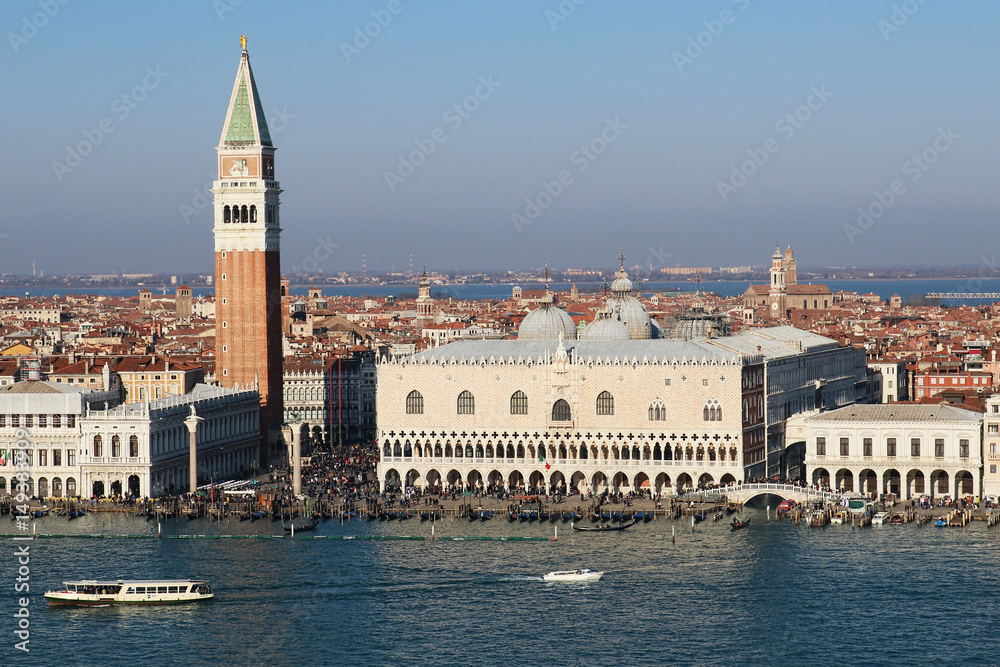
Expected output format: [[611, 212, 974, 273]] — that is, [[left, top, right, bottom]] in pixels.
[[571, 520, 635, 532]]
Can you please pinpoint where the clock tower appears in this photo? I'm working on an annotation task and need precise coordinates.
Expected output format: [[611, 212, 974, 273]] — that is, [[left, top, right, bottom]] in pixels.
[[212, 36, 284, 463]]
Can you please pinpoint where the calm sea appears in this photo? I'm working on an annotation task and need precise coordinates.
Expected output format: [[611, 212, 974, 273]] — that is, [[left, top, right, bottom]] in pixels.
[[9, 505, 1000, 666], [10, 278, 1000, 303]]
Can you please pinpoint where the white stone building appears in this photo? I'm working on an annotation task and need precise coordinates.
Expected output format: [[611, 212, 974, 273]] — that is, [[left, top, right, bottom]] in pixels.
[[377, 336, 765, 495], [82, 384, 260, 497], [788, 404, 982, 499], [868, 359, 908, 403], [982, 395, 1000, 499], [0, 381, 259, 499]]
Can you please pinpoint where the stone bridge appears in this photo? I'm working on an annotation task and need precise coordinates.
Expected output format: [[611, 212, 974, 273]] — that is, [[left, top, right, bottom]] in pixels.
[[697, 483, 841, 505]]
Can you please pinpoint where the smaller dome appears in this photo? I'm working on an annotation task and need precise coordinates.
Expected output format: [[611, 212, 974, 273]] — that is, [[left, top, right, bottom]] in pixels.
[[581, 303, 631, 341], [518, 303, 578, 340], [610, 272, 633, 294]]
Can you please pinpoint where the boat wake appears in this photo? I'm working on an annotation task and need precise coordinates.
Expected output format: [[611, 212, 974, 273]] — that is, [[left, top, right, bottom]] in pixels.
[[501, 575, 545, 582]]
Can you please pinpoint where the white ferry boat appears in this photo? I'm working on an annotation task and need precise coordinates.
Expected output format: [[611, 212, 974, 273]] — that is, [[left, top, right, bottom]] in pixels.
[[44, 579, 213, 606], [543, 569, 603, 582]]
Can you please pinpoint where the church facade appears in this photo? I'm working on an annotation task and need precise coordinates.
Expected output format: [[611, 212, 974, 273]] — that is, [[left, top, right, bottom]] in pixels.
[[742, 245, 832, 316]]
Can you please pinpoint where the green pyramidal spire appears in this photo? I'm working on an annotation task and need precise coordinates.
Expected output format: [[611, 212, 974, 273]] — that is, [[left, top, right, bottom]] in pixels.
[[220, 36, 272, 147]]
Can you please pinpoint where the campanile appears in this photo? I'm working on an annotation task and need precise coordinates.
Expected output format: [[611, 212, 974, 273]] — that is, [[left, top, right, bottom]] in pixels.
[[213, 35, 283, 462]]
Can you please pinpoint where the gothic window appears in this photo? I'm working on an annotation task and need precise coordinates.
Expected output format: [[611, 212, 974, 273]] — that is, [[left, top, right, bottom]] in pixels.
[[457, 391, 475, 415], [596, 391, 614, 416], [510, 391, 528, 415], [551, 399, 572, 421], [648, 400, 666, 421], [405, 390, 423, 415], [703, 399, 722, 422]]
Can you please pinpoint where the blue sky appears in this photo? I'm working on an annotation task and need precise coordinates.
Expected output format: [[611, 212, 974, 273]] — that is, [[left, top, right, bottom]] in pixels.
[[2, 1, 998, 275]]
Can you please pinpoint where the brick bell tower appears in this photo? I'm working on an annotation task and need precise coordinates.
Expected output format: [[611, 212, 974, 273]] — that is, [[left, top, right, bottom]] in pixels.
[[213, 35, 283, 463]]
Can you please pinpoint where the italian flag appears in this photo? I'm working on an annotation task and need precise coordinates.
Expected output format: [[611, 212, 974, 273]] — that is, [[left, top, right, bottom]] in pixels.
[[539, 451, 550, 470]]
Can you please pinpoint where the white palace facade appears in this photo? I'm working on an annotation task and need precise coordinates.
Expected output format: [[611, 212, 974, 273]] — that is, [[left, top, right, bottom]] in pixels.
[[377, 337, 765, 495]]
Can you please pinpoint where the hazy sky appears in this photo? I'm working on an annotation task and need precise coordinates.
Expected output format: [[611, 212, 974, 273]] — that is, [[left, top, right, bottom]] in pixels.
[[3, 1, 998, 275]]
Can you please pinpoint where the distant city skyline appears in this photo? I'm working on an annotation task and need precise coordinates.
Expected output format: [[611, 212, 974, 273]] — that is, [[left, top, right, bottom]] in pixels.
[[4, 1, 999, 274]]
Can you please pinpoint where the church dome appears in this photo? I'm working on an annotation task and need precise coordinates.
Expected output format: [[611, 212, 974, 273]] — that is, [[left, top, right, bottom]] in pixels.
[[580, 305, 631, 341], [608, 296, 653, 339], [610, 273, 633, 294], [518, 301, 578, 340]]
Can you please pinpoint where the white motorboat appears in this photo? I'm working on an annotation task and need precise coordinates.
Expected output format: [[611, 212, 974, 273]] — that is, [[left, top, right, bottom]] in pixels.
[[872, 511, 890, 525], [44, 579, 213, 606], [543, 569, 603, 582]]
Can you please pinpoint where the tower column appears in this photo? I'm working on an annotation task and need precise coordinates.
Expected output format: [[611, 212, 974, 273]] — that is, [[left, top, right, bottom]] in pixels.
[[185, 412, 204, 494], [291, 424, 302, 496]]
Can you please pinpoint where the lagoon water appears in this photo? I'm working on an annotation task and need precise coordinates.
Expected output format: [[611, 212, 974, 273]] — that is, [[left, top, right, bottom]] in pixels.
[[10, 277, 1000, 304], [12, 505, 1000, 666]]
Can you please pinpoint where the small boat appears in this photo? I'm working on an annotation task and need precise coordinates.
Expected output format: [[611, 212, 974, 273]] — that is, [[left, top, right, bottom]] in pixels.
[[238, 513, 251, 522], [543, 569, 604, 582], [643, 511, 655, 523], [872, 512, 889, 525], [250, 511, 268, 522], [45, 579, 213, 606], [726, 504, 739, 515], [284, 518, 319, 532], [480, 510, 494, 521], [730, 517, 751, 531], [889, 514, 905, 525], [571, 521, 635, 532], [67, 509, 87, 520], [830, 511, 847, 524], [935, 518, 947, 527]]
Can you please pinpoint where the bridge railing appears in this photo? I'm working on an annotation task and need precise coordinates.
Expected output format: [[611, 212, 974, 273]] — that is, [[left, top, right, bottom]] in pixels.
[[694, 483, 840, 503]]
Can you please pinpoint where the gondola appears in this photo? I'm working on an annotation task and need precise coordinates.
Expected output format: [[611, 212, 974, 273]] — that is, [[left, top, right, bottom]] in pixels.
[[643, 511, 654, 522], [571, 520, 635, 532], [479, 510, 494, 521], [238, 512, 251, 521], [730, 517, 751, 531], [284, 518, 319, 532], [67, 509, 86, 520], [726, 504, 739, 515], [251, 511, 268, 521]]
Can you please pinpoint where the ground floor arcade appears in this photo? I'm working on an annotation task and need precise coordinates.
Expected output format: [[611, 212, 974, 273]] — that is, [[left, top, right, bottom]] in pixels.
[[808, 465, 980, 500]]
